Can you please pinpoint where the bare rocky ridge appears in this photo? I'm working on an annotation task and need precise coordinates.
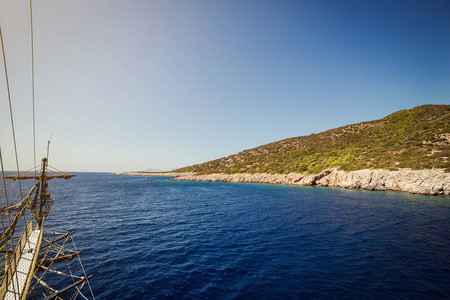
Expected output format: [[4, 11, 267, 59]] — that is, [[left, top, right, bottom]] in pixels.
[[171, 169, 450, 196]]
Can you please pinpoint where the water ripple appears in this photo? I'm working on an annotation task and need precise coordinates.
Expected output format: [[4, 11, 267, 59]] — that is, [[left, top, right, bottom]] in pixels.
[[7, 173, 447, 299]]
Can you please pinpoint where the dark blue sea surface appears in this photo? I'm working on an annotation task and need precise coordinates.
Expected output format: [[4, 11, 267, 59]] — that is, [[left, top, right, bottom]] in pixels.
[[4, 173, 450, 299]]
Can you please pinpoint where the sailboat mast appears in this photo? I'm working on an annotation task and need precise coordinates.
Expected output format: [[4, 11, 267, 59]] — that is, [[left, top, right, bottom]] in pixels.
[[38, 158, 47, 227]]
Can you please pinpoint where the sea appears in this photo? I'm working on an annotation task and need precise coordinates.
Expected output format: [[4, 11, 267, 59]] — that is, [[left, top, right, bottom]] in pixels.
[[2, 173, 450, 299]]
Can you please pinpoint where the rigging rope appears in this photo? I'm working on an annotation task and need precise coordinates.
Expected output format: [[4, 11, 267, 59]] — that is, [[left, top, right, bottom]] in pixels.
[[30, 0, 37, 178], [0, 26, 23, 202], [71, 235, 96, 300], [0, 40, 22, 298], [0, 148, 13, 256], [1, 24, 33, 299], [1, 4, 94, 298]]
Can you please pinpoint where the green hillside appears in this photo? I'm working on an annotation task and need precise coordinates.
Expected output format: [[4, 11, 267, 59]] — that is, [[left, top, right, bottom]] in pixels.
[[176, 105, 450, 175]]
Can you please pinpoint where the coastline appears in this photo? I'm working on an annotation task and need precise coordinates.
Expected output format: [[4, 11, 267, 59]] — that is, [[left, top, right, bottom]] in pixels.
[[112, 168, 450, 196], [172, 168, 449, 196], [110, 171, 193, 177]]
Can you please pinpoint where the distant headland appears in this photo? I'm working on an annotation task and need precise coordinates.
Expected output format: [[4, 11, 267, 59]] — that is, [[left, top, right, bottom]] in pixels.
[[114, 105, 450, 196]]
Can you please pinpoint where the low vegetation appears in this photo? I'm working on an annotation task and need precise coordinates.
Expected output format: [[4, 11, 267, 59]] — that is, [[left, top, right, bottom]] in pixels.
[[176, 105, 450, 175]]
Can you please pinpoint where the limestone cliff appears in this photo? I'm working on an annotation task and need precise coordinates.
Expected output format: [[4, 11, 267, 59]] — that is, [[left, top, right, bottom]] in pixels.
[[172, 168, 450, 196]]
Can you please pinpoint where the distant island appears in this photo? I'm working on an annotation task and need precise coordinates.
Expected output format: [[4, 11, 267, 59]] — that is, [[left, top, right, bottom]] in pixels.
[[115, 105, 450, 195]]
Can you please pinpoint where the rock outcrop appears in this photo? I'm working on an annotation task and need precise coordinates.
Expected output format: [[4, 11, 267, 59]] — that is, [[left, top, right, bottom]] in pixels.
[[171, 168, 450, 196]]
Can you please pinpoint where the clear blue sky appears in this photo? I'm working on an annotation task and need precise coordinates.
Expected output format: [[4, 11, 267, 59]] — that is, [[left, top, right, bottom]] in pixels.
[[1, 0, 449, 172]]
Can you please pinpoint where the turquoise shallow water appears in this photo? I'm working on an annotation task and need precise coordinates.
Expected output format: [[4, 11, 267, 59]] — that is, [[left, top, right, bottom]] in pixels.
[[2, 173, 450, 299]]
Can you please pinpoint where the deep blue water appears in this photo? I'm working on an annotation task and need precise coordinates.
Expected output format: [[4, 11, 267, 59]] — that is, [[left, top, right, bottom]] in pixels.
[[3, 173, 450, 299]]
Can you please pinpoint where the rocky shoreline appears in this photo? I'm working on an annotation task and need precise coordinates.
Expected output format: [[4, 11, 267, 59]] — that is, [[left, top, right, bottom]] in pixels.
[[171, 168, 450, 196], [112, 169, 450, 196]]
